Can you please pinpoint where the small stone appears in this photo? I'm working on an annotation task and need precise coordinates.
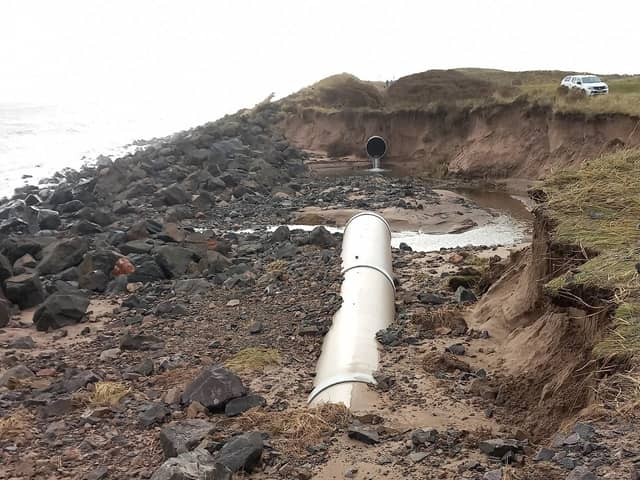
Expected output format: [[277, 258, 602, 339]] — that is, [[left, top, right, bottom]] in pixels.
[[249, 321, 263, 334], [8, 336, 36, 349], [398, 242, 412, 252], [344, 468, 358, 478], [556, 456, 577, 469], [411, 428, 438, 445], [408, 452, 428, 463], [478, 438, 522, 458], [164, 387, 183, 405], [133, 358, 155, 376], [100, 348, 120, 360], [533, 447, 555, 462], [418, 292, 447, 305], [347, 424, 379, 445], [215, 431, 263, 473], [0, 365, 35, 387], [573, 422, 595, 441], [446, 343, 466, 355], [181, 365, 247, 411], [224, 394, 266, 417], [40, 397, 73, 417], [566, 466, 597, 480], [454, 286, 477, 304], [226, 299, 240, 307], [483, 469, 502, 480], [159, 419, 215, 458], [139, 403, 171, 427], [563, 433, 581, 445], [83, 466, 109, 480]]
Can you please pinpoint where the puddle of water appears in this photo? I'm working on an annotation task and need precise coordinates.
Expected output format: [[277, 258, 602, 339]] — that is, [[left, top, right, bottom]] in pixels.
[[452, 188, 533, 223], [237, 216, 524, 253]]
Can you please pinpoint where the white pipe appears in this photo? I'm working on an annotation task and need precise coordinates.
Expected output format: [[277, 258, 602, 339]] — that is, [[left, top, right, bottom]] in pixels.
[[308, 212, 395, 408]]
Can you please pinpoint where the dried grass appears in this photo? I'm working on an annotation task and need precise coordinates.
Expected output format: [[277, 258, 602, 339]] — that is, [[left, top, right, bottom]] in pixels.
[[543, 149, 640, 358], [226, 347, 281, 373], [266, 260, 288, 273], [0, 408, 34, 442], [236, 403, 350, 454], [90, 381, 131, 406]]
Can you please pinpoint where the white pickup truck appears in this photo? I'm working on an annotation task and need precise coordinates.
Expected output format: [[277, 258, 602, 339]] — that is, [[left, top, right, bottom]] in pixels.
[[560, 75, 609, 96]]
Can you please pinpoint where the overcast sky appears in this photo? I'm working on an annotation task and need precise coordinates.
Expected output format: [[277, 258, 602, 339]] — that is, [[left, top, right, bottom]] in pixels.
[[2, 0, 639, 115]]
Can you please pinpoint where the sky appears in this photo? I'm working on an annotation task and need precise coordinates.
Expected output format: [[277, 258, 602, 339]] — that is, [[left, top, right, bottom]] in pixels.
[[1, 0, 639, 117]]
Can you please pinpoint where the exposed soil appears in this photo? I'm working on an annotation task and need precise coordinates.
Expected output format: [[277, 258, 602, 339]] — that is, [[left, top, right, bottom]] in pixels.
[[280, 104, 640, 180]]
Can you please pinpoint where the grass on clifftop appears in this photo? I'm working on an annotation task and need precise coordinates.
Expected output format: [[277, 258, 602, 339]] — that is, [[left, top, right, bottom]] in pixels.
[[543, 149, 640, 358], [280, 69, 640, 117]]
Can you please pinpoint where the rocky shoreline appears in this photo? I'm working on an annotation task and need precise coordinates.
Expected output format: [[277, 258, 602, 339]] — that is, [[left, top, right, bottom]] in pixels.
[[0, 104, 636, 480]]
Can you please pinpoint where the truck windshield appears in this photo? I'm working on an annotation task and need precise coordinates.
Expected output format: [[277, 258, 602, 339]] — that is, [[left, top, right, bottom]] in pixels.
[[582, 76, 601, 83]]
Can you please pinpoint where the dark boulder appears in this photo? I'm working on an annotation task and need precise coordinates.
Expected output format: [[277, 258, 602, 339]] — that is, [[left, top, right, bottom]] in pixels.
[[63, 370, 101, 393], [155, 246, 199, 278], [159, 184, 191, 206], [308, 226, 338, 247], [418, 292, 447, 305], [347, 424, 380, 444], [174, 278, 210, 296], [269, 226, 290, 243], [49, 186, 73, 205], [78, 250, 122, 277], [0, 237, 42, 263], [150, 448, 216, 480], [159, 420, 215, 459], [5, 273, 46, 309], [0, 295, 10, 327], [0, 365, 35, 387], [204, 251, 231, 273], [119, 240, 155, 255], [224, 394, 266, 417], [478, 438, 522, 458], [0, 253, 12, 285], [77, 207, 115, 227], [58, 199, 85, 213], [119, 332, 164, 351], [181, 365, 247, 411], [0, 217, 29, 234], [139, 403, 171, 427], [455, 286, 477, 304], [38, 238, 89, 275], [127, 254, 166, 283], [37, 209, 61, 230], [71, 220, 103, 235], [78, 271, 109, 292], [215, 432, 263, 473], [33, 290, 89, 331]]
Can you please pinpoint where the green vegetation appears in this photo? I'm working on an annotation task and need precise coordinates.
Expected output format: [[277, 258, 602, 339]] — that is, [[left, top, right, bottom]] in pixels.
[[542, 149, 640, 358], [280, 69, 640, 117]]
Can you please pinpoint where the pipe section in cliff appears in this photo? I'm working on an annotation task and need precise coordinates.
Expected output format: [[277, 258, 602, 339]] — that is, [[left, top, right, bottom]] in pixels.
[[308, 212, 395, 407]]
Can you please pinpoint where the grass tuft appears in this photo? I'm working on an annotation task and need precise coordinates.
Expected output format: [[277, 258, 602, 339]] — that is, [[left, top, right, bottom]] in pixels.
[[236, 403, 350, 454], [90, 381, 131, 406], [226, 347, 281, 373], [0, 408, 34, 442]]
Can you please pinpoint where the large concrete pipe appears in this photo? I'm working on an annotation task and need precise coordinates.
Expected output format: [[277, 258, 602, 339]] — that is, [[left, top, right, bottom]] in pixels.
[[366, 136, 387, 159], [308, 212, 395, 408]]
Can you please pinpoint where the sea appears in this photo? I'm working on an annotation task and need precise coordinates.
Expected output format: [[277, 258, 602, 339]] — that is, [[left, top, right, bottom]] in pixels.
[[0, 101, 226, 200]]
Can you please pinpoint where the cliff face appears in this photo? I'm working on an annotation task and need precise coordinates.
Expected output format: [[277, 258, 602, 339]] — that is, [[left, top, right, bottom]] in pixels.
[[280, 103, 640, 180]]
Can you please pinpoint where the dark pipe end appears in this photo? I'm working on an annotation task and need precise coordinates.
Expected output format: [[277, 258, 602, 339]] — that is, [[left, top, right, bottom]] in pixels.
[[366, 136, 387, 159]]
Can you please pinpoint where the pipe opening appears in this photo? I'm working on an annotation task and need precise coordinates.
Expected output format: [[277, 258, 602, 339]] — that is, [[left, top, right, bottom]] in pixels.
[[365, 136, 387, 159]]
